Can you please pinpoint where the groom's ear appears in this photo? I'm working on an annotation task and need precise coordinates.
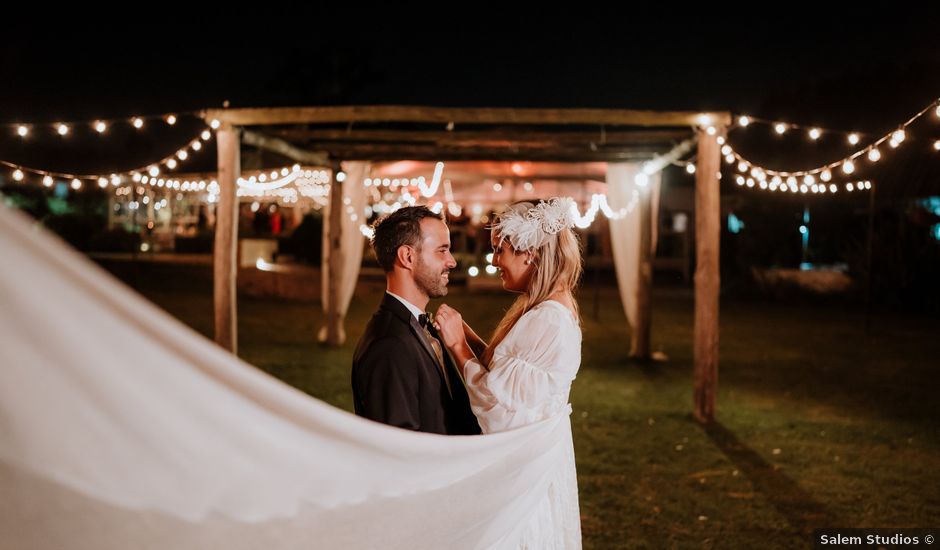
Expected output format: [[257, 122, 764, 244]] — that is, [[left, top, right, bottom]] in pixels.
[[396, 244, 415, 271]]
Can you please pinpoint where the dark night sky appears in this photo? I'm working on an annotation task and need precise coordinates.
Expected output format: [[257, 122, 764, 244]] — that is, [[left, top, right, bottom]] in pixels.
[[3, 11, 939, 120], [2, 10, 940, 193]]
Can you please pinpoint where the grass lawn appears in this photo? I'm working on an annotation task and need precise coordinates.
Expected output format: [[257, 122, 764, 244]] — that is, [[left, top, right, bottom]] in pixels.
[[109, 263, 940, 549]]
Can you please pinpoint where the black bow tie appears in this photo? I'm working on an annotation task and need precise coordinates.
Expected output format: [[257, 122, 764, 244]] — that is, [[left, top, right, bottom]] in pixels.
[[418, 312, 433, 328]]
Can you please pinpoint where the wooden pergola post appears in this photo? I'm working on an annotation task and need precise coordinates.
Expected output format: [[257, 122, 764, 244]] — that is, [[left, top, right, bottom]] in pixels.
[[630, 182, 654, 359], [322, 160, 345, 346], [693, 127, 724, 423], [214, 123, 240, 354]]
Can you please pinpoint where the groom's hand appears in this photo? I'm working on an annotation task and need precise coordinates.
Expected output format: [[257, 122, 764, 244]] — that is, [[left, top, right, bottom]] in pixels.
[[434, 304, 464, 349]]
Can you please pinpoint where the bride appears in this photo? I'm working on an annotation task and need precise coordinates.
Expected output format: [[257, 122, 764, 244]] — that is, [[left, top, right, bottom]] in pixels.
[[433, 197, 584, 549]]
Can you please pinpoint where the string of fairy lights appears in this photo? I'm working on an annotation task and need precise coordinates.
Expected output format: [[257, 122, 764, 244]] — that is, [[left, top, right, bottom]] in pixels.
[[4, 97, 939, 217], [1, 111, 221, 190], [701, 97, 940, 195]]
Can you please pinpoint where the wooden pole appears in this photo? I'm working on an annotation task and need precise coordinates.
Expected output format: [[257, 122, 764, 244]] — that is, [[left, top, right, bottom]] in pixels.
[[214, 123, 240, 354], [630, 182, 654, 359], [864, 183, 877, 336], [322, 161, 345, 346], [693, 128, 723, 423]]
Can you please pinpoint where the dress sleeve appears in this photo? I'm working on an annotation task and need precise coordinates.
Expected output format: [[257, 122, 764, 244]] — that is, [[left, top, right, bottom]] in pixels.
[[462, 306, 572, 433]]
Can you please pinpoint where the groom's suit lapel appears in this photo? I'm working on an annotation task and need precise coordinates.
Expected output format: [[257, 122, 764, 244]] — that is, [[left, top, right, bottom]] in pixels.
[[379, 294, 450, 392]]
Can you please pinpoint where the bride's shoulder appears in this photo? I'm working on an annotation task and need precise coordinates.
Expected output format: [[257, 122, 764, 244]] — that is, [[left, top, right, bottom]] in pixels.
[[526, 300, 579, 325]]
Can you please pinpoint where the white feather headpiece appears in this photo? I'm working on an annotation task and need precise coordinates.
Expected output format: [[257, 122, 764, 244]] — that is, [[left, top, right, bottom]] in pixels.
[[492, 197, 576, 252]]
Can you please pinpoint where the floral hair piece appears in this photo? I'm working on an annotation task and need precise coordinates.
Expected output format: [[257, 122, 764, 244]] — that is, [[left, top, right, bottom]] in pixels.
[[492, 197, 576, 252]]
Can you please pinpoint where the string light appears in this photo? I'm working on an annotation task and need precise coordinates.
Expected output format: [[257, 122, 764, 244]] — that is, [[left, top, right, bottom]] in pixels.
[[132, 117, 144, 129], [0, 125, 213, 191], [94, 121, 107, 133], [56, 124, 69, 136], [721, 98, 940, 189], [16, 125, 29, 137]]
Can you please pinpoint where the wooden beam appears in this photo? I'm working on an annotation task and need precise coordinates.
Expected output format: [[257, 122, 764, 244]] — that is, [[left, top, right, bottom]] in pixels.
[[693, 128, 723, 423], [204, 106, 732, 128], [241, 130, 330, 166], [213, 123, 240, 354], [269, 127, 693, 145], [273, 142, 665, 162]]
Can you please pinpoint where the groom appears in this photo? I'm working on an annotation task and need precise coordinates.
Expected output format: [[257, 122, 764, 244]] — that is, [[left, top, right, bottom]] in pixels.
[[352, 206, 481, 435]]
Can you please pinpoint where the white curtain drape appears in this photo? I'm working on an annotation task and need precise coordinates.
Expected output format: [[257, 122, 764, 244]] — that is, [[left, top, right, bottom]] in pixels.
[[605, 162, 661, 327], [0, 203, 571, 550], [319, 161, 369, 345]]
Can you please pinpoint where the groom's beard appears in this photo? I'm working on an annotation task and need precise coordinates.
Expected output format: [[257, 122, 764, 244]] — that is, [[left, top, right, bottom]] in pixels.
[[415, 258, 450, 298]]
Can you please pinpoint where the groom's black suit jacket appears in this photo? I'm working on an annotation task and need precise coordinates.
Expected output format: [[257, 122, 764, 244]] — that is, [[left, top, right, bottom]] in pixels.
[[352, 293, 481, 435]]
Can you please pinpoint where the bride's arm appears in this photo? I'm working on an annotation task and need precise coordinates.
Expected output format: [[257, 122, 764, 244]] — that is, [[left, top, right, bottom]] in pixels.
[[435, 305, 486, 374]]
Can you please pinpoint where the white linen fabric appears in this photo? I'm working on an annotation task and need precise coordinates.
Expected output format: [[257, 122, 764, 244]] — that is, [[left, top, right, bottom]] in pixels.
[[605, 162, 661, 327], [463, 300, 583, 549], [319, 160, 369, 345], [0, 202, 576, 550]]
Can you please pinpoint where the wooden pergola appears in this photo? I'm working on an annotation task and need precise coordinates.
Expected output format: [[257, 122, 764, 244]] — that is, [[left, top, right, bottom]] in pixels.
[[202, 106, 730, 423]]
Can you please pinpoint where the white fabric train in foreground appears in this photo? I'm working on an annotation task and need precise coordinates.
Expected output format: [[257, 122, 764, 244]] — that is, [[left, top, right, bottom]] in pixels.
[[0, 203, 573, 550]]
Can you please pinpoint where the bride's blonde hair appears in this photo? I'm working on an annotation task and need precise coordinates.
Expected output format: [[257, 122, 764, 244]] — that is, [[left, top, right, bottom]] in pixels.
[[481, 200, 583, 367]]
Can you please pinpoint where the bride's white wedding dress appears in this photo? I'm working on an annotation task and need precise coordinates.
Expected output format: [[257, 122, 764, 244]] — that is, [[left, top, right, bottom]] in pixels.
[[463, 300, 582, 549], [0, 202, 582, 550]]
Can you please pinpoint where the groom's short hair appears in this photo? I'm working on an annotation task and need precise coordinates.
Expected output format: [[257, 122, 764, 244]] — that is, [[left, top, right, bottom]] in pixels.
[[371, 206, 445, 272]]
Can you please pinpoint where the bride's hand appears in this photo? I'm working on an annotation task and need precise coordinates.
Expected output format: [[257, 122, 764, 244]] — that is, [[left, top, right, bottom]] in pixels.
[[433, 304, 465, 350]]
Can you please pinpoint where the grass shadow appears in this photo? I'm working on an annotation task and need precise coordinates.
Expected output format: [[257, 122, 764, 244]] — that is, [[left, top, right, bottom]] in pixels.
[[700, 420, 842, 535]]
